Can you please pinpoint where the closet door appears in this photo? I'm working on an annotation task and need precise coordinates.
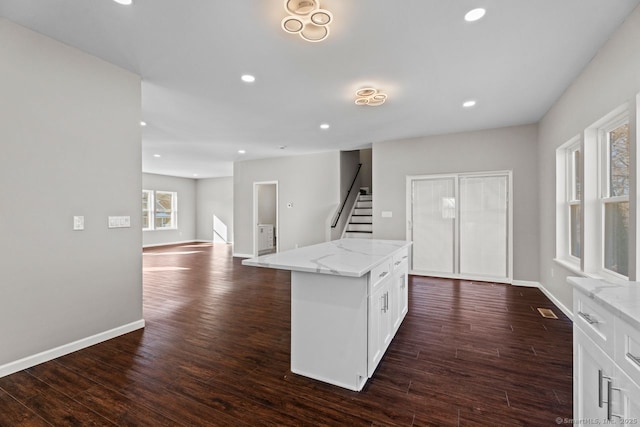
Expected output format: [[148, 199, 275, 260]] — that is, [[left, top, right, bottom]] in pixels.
[[411, 177, 456, 275], [459, 174, 509, 280]]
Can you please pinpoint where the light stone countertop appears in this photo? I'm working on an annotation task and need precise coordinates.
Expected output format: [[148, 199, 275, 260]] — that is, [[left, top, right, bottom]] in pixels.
[[568, 276, 640, 329], [242, 238, 412, 277]]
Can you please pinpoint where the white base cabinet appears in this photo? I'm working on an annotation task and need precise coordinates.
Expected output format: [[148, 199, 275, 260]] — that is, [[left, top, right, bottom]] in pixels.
[[291, 246, 410, 391], [572, 281, 640, 424]]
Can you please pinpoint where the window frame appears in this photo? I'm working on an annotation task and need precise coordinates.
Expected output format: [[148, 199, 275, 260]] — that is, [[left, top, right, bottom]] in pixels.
[[598, 114, 630, 279], [567, 141, 582, 262], [142, 189, 178, 231]]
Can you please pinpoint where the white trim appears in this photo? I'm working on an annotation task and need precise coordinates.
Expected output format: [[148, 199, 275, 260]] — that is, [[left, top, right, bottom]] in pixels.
[[143, 240, 197, 248], [0, 320, 145, 379], [537, 283, 574, 321], [233, 252, 254, 258], [410, 270, 512, 284], [511, 280, 540, 287]]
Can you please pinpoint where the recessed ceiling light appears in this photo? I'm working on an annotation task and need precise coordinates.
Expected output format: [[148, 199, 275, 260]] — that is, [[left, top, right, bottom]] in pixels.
[[463, 100, 477, 108], [140, 121, 147, 126], [193, 174, 198, 177], [464, 8, 486, 22], [241, 75, 255, 83], [238, 149, 246, 154], [153, 154, 161, 158], [113, 0, 132, 5], [320, 123, 330, 130]]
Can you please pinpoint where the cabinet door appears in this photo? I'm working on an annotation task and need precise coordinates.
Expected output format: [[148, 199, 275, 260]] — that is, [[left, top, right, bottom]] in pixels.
[[574, 327, 616, 422], [392, 261, 409, 332], [368, 285, 386, 377], [617, 368, 640, 424]]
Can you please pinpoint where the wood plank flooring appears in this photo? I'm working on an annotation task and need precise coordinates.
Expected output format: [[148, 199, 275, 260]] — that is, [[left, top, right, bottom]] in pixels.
[[0, 242, 573, 426]]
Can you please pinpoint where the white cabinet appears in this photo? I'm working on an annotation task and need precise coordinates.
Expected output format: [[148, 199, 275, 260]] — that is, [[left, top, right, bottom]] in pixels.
[[574, 327, 616, 422], [257, 224, 274, 253], [572, 283, 640, 424], [290, 245, 410, 391]]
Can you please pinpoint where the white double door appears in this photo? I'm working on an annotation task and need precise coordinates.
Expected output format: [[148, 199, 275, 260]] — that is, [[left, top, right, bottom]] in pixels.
[[407, 171, 512, 283]]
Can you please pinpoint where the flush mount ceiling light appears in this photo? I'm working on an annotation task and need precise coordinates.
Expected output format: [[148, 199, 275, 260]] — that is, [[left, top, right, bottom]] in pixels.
[[281, 0, 333, 43], [463, 100, 477, 108], [140, 121, 147, 126], [464, 8, 486, 22], [320, 123, 330, 130], [355, 87, 388, 107], [241, 74, 256, 83], [113, 0, 132, 5]]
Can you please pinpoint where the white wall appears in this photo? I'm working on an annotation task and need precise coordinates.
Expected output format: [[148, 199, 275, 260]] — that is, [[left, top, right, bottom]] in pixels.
[[0, 19, 143, 370], [233, 152, 340, 256], [196, 176, 234, 243], [143, 173, 196, 247], [538, 5, 640, 311], [373, 124, 540, 282]]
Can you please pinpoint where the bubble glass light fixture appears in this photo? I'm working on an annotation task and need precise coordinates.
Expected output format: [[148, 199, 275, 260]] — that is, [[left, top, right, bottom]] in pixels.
[[281, 0, 332, 42]]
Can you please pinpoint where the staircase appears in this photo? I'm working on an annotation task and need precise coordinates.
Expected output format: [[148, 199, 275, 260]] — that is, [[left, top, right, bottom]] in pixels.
[[344, 194, 373, 238]]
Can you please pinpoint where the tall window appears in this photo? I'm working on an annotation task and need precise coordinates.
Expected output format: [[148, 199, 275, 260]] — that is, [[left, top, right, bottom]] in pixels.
[[601, 120, 629, 277], [142, 190, 153, 230], [568, 144, 582, 259], [142, 190, 178, 230]]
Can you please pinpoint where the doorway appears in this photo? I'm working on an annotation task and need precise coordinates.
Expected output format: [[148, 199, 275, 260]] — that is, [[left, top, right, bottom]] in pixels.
[[253, 181, 278, 257], [406, 171, 512, 283]]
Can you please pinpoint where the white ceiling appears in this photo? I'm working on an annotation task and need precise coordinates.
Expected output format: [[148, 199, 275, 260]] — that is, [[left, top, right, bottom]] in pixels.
[[1, 0, 639, 178]]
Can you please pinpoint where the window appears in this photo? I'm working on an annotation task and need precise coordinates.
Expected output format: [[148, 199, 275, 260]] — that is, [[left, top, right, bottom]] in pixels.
[[555, 104, 632, 282], [600, 120, 629, 277], [568, 144, 582, 259], [142, 190, 152, 230], [142, 190, 178, 230]]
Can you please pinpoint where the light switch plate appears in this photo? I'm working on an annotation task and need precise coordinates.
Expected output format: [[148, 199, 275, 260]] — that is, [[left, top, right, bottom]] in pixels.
[[108, 216, 131, 228], [381, 211, 393, 218], [73, 216, 84, 230]]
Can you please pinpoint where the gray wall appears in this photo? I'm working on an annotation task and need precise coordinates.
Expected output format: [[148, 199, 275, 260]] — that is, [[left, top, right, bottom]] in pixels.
[[0, 19, 143, 367], [331, 150, 361, 239], [359, 148, 373, 193], [538, 5, 640, 310], [196, 176, 234, 243], [373, 124, 540, 282], [233, 151, 340, 256], [142, 173, 197, 247]]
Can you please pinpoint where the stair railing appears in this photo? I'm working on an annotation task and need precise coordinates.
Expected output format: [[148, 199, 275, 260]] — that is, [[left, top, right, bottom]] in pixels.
[[331, 163, 362, 228]]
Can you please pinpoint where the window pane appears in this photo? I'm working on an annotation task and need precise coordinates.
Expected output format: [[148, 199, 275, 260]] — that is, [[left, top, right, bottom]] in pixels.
[[155, 191, 175, 229], [604, 201, 629, 276], [142, 191, 151, 229], [609, 123, 629, 197], [570, 204, 581, 258], [573, 149, 582, 201]]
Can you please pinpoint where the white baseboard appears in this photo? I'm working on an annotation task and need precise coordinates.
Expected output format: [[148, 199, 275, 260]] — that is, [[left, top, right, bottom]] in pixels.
[[233, 253, 254, 258], [512, 280, 573, 321], [511, 280, 540, 288], [143, 240, 197, 248], [0, 319, 145, 379]]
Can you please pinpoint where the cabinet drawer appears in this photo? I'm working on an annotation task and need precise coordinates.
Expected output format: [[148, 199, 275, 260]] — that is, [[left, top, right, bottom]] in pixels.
[[615, 317, 640, 387], [574, 289, 615, 357], [392, 247, 409, 271], [370, 261, 391, 291]]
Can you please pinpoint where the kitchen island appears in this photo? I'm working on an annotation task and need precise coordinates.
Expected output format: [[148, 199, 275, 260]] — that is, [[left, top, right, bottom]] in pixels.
[[243, 238, 412, 391]]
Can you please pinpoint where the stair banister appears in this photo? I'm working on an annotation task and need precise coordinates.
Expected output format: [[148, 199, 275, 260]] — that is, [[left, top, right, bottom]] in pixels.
[[331, 163, 362, 229]]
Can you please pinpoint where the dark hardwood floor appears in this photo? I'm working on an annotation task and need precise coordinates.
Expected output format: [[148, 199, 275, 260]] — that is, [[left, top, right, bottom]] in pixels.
[[0, 243, 573, 426]]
